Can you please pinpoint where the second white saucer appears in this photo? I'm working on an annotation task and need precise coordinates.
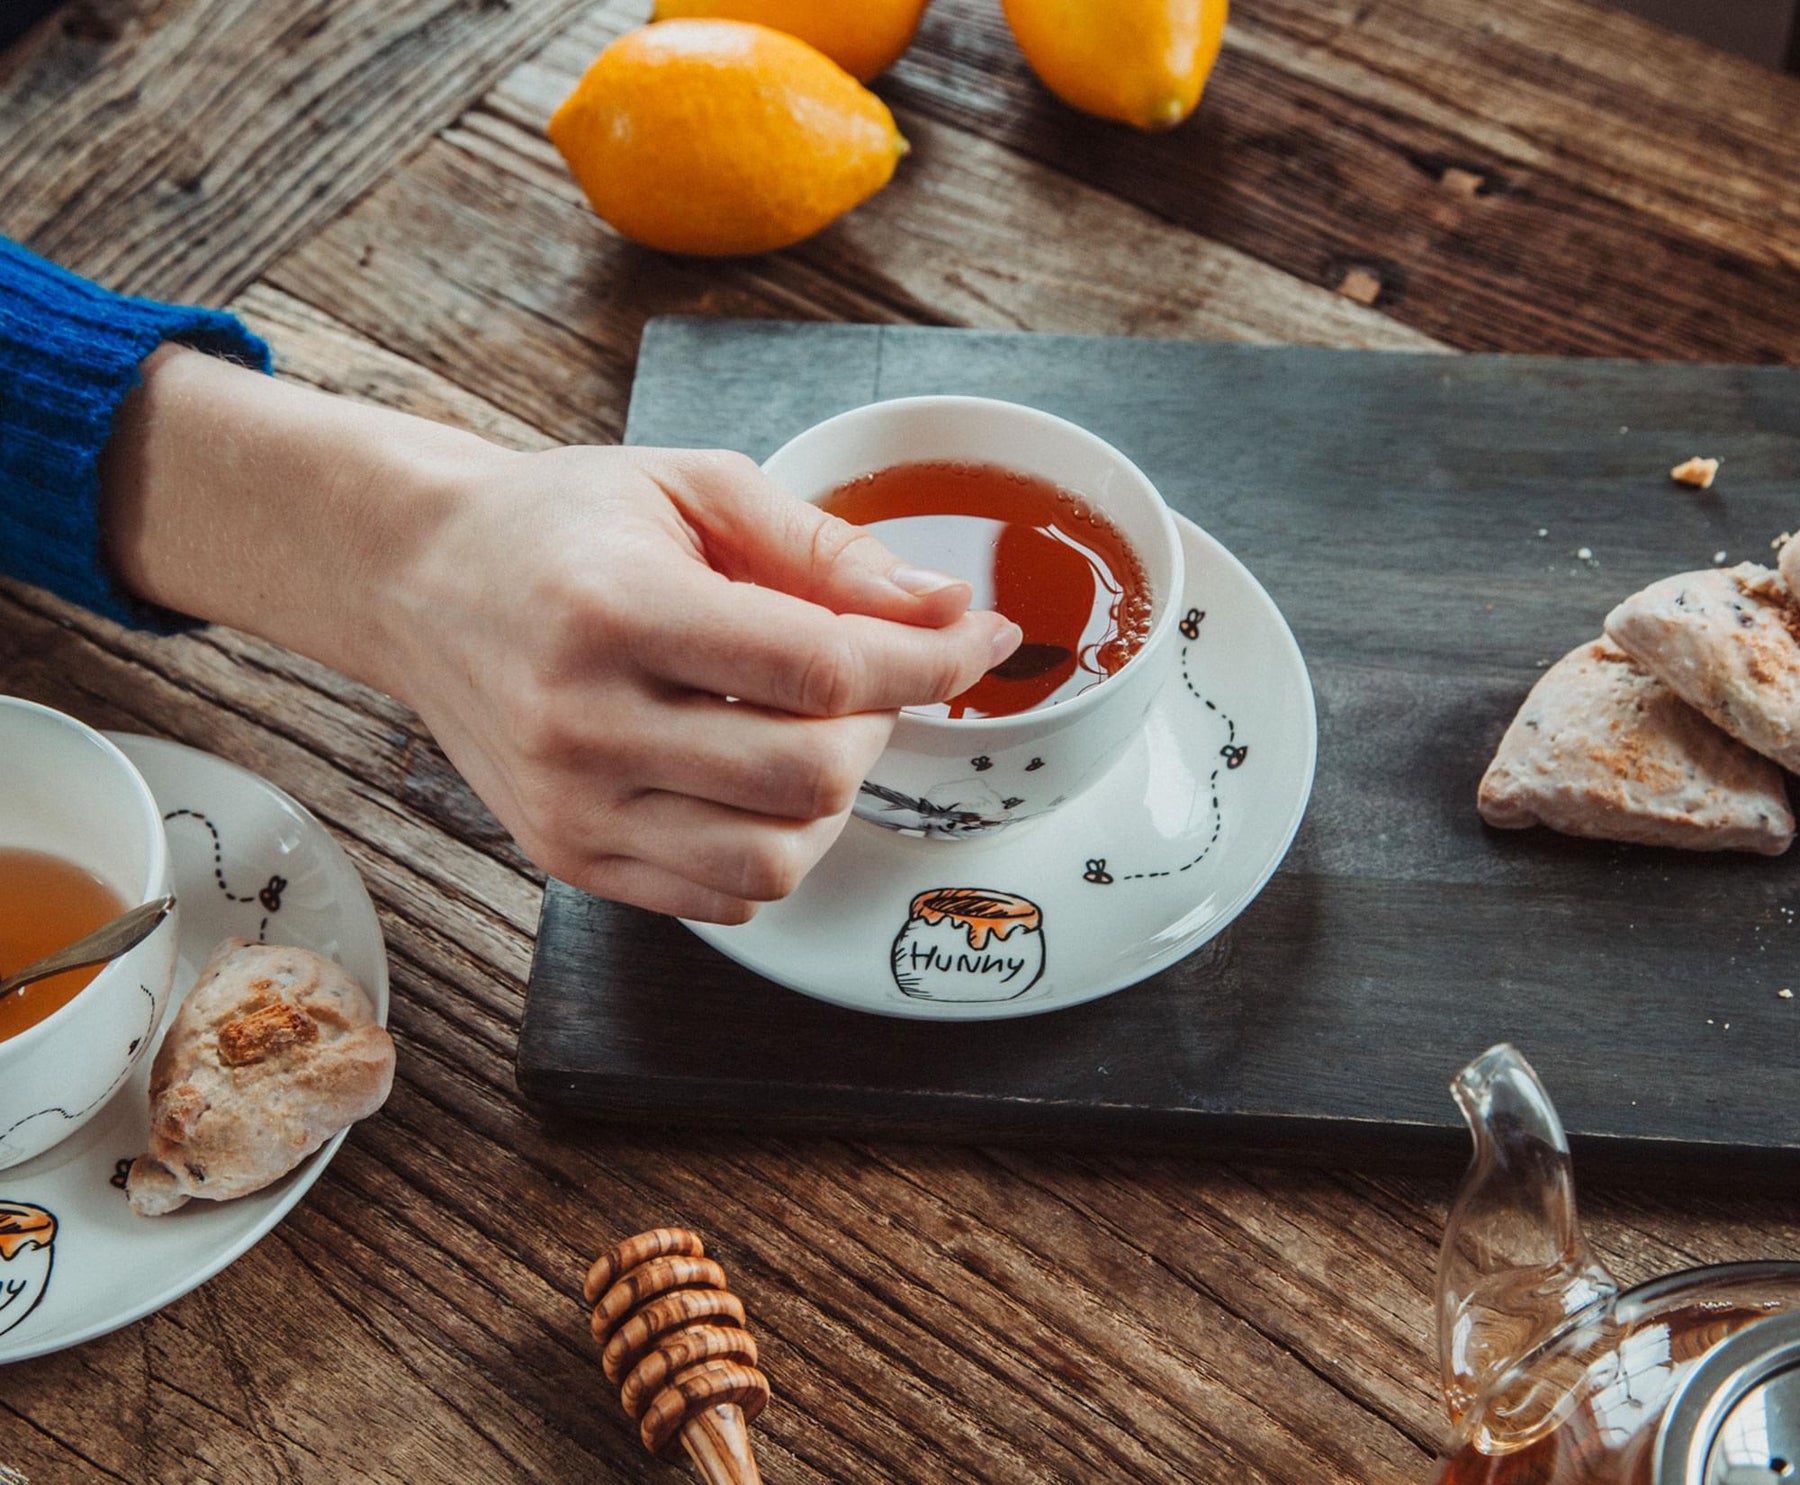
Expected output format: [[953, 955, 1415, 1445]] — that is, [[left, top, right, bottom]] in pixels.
[[0, 735, 388, 1362]]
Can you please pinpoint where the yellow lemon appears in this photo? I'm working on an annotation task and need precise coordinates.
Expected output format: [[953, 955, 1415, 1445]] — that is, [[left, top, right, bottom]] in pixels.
[[548, 21, 909, 257], [1001, 0, 1228, 131], [651, 0, 932, 81]]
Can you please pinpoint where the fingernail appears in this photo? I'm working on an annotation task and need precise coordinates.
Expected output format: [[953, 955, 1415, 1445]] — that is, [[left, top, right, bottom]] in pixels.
[[989, 620, 1023, 667], [890, 565, 963, 597]]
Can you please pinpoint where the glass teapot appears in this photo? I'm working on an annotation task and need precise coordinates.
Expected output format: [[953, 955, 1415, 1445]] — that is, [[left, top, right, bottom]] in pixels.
[[1434, 1045, 1800, 1485]]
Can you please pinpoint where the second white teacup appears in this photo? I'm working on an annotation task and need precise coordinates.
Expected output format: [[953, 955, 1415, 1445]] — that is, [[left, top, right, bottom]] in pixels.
[[0, 698, 180, 1172], [764, 396, 1184, 839]]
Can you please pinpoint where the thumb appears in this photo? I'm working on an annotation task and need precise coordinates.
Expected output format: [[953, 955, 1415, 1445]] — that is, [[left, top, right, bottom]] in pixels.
[[661, 449, 980, 628]]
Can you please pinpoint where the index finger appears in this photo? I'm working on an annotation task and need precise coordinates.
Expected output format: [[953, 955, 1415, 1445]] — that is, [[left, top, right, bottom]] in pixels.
[[632, 566, 1019, 717], [644, 449, 977, 630]]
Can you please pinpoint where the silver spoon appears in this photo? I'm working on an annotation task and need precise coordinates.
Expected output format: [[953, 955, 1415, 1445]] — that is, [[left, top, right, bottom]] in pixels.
[[0, 895, 176, 999]]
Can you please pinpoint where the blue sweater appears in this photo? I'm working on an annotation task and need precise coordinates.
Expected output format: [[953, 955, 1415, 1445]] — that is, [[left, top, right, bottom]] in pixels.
[[0, 237, 269, 631]]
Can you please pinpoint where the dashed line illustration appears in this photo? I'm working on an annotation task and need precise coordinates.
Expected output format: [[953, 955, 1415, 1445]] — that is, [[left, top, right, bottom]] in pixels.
[[1084, 634, 1246, 883], [161, 809, 285, 939]]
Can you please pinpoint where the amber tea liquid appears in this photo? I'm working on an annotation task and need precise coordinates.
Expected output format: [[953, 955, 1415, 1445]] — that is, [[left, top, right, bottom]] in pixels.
[[820, 461, 1152, 718], [0, 847, 127, 1042]]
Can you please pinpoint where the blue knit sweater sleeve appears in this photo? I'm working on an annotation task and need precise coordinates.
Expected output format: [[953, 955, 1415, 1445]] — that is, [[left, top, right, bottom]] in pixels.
[[0, 237, 271, 632]]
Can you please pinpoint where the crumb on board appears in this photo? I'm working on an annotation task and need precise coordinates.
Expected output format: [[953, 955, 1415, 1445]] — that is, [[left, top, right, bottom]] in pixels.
[[1671, 456, 1720, 489], [1781, 988, 1795, 1000], [1714, 550, 1729, 564], [1536, 527, 1548, 538], [1336, 267, 1383, 305], [1775, 531, 1794, 552]]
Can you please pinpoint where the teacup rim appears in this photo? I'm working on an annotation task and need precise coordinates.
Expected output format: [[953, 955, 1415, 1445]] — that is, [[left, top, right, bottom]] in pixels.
[[763, 393, 1184, 735], [0, 695, 170, 1056]]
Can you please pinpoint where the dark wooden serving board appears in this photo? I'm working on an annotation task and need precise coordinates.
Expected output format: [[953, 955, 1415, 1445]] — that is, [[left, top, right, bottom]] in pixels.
[[518, 318, 1800, 1179]]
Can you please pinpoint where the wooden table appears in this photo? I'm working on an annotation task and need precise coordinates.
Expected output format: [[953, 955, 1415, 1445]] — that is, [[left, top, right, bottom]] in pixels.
[[2, 2, 1797, 1480]]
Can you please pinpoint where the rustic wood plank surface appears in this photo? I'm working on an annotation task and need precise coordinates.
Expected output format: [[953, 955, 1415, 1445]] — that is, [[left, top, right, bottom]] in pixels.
[[2, 1, 1797, 1481]]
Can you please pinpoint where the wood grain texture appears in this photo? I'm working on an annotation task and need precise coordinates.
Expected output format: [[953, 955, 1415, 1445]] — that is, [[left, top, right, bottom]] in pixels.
[[884, 0, 1800, 360], [3, 0, 1799, 1480], [0, 0, 597, 301]]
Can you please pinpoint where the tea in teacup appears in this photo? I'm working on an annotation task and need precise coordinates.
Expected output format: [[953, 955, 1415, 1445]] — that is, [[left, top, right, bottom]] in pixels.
[[765, 396, 1184, 837], [0, 846, 128, 1042], [820, 461, 1152, 718]]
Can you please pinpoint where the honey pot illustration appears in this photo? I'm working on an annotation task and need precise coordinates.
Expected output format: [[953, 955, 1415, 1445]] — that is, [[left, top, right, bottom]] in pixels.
[[891, 889, 1046, 1003], [0, 1200, 56, 1339]]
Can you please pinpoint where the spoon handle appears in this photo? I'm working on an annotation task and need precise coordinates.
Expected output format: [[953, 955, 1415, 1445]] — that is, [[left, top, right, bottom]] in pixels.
[[0, 894, 175, 998]]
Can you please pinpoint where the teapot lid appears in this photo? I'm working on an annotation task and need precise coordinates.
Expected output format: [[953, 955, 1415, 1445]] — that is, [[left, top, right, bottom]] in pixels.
[[1655, 1310, 1800, 1484]]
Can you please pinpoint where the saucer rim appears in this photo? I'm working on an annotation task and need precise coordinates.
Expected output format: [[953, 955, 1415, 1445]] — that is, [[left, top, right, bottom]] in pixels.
[[683, 512, 1318, 1021]]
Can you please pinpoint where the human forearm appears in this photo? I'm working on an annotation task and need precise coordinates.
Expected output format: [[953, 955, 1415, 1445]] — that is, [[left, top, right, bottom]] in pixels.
[[0, 237, 271, 631], [99, 344, 499, 697]]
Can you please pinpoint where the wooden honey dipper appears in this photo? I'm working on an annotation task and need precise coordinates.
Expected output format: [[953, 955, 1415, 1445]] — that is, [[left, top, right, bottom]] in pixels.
[[584, 1228, 769, 1484]]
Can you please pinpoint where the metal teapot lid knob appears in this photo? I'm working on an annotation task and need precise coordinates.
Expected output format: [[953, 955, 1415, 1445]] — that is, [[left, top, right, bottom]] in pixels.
[[1656, 1311, 1800, 1483]]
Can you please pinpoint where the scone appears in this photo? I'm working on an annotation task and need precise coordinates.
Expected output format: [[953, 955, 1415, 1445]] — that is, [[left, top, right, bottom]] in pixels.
[[1478, 637, 1794, 854], [1604, 564, 1800, 774], [1780, 532, 1799, 602], [127, 939, 394, 1216]]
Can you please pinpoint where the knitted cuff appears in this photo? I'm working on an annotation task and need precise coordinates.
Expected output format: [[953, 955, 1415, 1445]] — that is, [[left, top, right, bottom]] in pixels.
[[0, 238, 272, 633]]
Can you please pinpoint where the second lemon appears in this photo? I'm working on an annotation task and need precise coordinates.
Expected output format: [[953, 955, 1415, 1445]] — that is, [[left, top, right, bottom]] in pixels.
[[1002, 0, 1228, 131]]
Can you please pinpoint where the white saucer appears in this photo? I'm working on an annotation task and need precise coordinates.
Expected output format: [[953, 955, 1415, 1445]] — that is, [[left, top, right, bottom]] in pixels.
[[686, 515, 1317, 1020], [0, 735, 388, 1363]]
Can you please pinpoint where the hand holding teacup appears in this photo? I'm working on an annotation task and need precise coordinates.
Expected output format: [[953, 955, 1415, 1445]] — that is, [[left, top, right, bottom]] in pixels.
[[365, 442, 1021, 923]]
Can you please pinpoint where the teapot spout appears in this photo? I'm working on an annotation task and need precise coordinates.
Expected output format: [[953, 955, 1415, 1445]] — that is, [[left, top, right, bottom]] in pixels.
[[1436, 1045, 1618, 1444]]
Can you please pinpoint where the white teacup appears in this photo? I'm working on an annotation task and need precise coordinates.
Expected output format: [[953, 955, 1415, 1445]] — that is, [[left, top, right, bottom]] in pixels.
[[764, 396, 1184, 839], [0, 698, 179, 1171]]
